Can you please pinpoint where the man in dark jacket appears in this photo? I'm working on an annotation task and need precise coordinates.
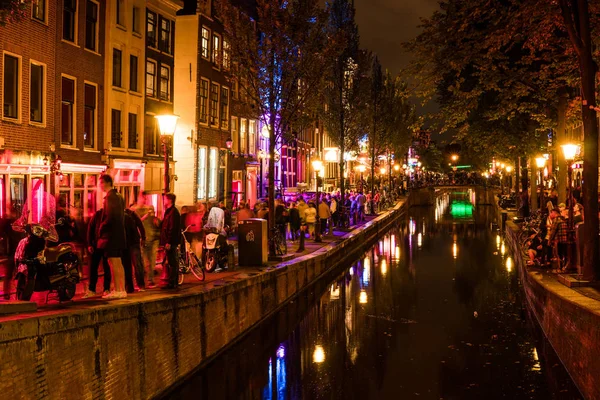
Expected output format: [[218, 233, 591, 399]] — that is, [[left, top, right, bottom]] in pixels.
[[160, 193, 181, 289], [97, 174, 127, 299], [122, 209, 146, 293], [83, 209, 111, 298]]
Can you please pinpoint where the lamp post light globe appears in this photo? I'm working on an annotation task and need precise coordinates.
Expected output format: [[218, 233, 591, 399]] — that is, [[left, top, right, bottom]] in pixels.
[[312, 159, 323, 173], [155, 114, 179, 193], [451, 154, 458, 162], [394, 164, 400, 172], [505, 165, 513, 173], [356, 164, 366, 174], [535, 156, 546, 169], [561, 143, 579, 161], [379, 167, 386, 175]]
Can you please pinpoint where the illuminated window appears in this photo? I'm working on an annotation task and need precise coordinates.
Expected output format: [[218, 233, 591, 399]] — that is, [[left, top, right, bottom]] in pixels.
[[240, 119, 247, 153], [147, 11, 157, 47], [208, 147, 218, 199], [231, 116, 238, 152], [212, 33, 220, 65], [197, 147, 207, 200], [160, 65, 170, 101], [248, 120, 256, 156], [146, 60, 156, 97], [201, 27, 210, 59], [159, 18, 172, 54], [223, 40, 230, 69], [32, 0, 46, 22]]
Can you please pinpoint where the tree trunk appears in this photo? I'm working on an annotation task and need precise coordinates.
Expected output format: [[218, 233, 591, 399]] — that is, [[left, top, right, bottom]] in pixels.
[[530, 155, 538, 212], [339, 60, 346, 214], [268, 116, 276, 255], [557, 91, 568, 204], [579, 52, 599, 280]]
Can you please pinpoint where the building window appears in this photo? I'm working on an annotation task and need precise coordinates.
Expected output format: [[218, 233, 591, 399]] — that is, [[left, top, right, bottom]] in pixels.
[[2, 54, 19, 120], [231, 116, 238, 152], [132, 6, 140, 33], [63, 0, 77, 42], [147, 11, 157, 48], [232, 79, 238, 100], [30, 62, 45, 123], [159, 18, 172, 54], [112, 49, 122, 87], [201, 27, 210, 59], [85, 1, 98, 51], [199, 79, 209, 124], [208, 147, 218, 199], [111, 109, 122, 147], [116, 0, 124, 26], [146, 60, 156, 97], [211, 34, 220, 65], [223, 40, 230, 70], [160, 65, 170, 101], [128, 113, 137, 149], [220, 87, 229, 129], [209, 83, 219, 126], [249, 120, 256, 156], [84, 83, 96, 148], [130, 55, 138, 92], [32, 0, 46, 22], [61, 77, 75, 145], [197, 147, 207, 200], [240, 118, 247, 154], [144, 114, 158, 154]]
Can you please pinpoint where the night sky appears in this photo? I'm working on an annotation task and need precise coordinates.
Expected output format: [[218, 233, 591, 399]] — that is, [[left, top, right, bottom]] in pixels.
[[354, 0, 439, 74]]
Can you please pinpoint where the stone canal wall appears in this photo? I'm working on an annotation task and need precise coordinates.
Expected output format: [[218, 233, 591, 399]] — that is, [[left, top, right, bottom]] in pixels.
[[505, 222, 600, 400], [0, 202, 406, 400]]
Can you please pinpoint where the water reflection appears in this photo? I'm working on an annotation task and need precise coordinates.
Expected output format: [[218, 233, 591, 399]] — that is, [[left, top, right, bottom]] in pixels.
[[165, 192, 581, 400]]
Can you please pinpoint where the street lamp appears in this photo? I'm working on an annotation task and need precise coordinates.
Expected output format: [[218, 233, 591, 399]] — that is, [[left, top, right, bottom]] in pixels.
[[561, 143, 580, 270], [257, 150, 269, 199], [155, 114, 179, 193], [394, 164, 400, 172], [451, 154, 458, 162], [535, 156, 546, 212], [312, 159, 324, 243]]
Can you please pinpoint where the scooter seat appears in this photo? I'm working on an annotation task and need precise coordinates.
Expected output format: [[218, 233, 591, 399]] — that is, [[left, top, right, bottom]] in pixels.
[[44, 242, 76, 263]]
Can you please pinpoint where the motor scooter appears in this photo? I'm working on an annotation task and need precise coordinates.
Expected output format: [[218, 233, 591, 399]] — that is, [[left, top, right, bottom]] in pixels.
[[202, 226, 230, 273]]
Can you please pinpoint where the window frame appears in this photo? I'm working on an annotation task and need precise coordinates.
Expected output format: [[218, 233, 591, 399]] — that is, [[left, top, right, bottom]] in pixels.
[[128, 113, 138, 149], [159, 64, 171, 102], [2, 52, 21, 122], [29, 60, 46, 126], [197, 146, 208, 201], [112, 48, 122, 88], [223, 39, 230, 70], [201, 27, 210, 60], [83, 81, 98, 149], [240, 118, 247, 154], [130, 54, 138, 92], [111, 108, 122, 148], [208, 147, 218, 200], [220, 86, 229, 130], [209, 82, 220, 127], [147, 11, 157, 48], [31, 0, 47, 23], [132, 6, 141, 34], [159, 17, 173, 54], [84, 0, 99, 52], [211, 33, 221, 66], [116, 0, 125, 28], [63, 0, 78, 43], [145, 59, 157, 98], [231, 116, 239, 153], [199, 78, 209, 125], [249, 120, 256, 156], [60, 74, 77, 147]]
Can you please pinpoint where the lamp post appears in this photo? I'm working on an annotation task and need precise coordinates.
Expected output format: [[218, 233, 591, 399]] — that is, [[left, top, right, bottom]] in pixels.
[[155, 114, 179, 194], [561, 143, 579, 270], [505, 165, 513, 192], [258, 150, 268, 199], [535, 156, 547, 212], [356, 164, 366, 192], [312, 159, 323, 243]]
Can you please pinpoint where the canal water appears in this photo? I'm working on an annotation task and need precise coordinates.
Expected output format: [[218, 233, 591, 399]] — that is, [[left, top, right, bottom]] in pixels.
[[165, 190, 581, 400]]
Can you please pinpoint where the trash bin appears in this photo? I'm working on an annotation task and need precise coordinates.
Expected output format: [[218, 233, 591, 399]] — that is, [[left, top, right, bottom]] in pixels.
[[237, 218, 268, 266]]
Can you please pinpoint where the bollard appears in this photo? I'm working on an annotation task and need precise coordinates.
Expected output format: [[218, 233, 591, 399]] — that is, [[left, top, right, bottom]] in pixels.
[[297, 225, 306, 252]]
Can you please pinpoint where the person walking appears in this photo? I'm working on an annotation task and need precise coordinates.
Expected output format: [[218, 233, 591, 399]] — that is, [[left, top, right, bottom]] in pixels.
[[318, 198, 331, 235], [288, 202, 301, 241], [330, 196, 338, 228], [123, 208, 146, 292], [305, 202, 317, 238], [97, 175, 127, 299], [160, 193, 181, 289], [236, 201, 255, 222], [141, 205, 160, 287], [83, 209, 111, 298]]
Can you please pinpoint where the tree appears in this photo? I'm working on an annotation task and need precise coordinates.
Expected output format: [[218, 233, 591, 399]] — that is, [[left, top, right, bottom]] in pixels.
[[218, 0, 329, 253], [0, 0, 28, 26], [322, 0, 365, 211], [558, 0, 599, 280]]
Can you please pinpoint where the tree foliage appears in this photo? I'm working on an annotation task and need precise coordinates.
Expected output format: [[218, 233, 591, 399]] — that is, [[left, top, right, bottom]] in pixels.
[[0, 0, 29, 26]]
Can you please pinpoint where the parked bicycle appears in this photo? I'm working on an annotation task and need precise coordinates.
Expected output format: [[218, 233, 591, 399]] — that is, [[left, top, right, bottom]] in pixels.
[[160, 224, 205, 285], [269, 227, 287, 256]]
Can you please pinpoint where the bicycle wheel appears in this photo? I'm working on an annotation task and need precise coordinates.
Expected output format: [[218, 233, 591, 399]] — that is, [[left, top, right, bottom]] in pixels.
[[189, 253, 205, 281]]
